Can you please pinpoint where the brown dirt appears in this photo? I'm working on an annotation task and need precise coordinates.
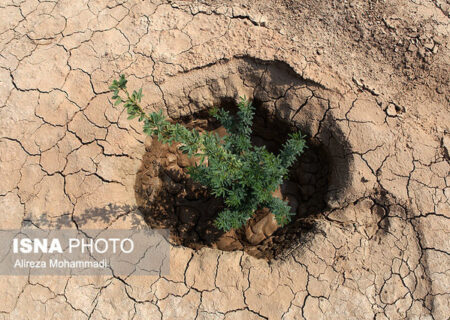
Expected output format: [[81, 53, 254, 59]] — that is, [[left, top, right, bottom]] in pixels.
[[135, 106, 329, 259], [0, 0, 448, 318]]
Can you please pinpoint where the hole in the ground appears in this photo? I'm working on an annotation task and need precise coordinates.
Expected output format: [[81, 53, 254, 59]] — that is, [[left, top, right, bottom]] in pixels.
[[135, 97, 331, 260]]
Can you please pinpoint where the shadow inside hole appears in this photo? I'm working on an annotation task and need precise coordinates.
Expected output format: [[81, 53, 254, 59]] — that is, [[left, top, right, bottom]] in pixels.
[[135, 98, 331, 259]]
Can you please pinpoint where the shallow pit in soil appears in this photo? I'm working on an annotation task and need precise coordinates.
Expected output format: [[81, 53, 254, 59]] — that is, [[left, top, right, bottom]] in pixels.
[[135, 100, 330, 259]]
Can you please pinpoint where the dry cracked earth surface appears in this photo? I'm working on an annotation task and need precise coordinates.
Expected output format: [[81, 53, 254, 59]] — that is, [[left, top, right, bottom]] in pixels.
[[0, 0, 449, 319]]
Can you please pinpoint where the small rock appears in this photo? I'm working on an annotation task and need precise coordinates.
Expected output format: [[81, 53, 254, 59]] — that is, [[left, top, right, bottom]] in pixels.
[[261, 213, 279, 236], [216, 230, 243, 250], [245, 210, 279, 245], [166, 153, 177, 164]]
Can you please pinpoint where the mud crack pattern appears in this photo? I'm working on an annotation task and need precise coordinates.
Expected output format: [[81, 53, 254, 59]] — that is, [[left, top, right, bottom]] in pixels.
[[0, 0, 448, 319]]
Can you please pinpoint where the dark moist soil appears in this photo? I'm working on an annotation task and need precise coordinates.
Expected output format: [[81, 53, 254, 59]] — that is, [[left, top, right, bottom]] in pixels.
[[135, 105, 330, 260]]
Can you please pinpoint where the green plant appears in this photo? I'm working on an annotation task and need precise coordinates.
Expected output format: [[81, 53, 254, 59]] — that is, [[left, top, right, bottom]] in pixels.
[[110, 75, 307, 231]]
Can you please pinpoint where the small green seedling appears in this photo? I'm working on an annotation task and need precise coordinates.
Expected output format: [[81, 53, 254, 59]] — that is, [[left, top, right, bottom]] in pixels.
[[110, 75, 307, 231]]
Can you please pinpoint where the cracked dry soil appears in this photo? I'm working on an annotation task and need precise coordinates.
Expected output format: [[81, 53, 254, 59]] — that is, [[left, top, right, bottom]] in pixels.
[[0, 0, 449, 319], [135, 77, 334, 260]]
